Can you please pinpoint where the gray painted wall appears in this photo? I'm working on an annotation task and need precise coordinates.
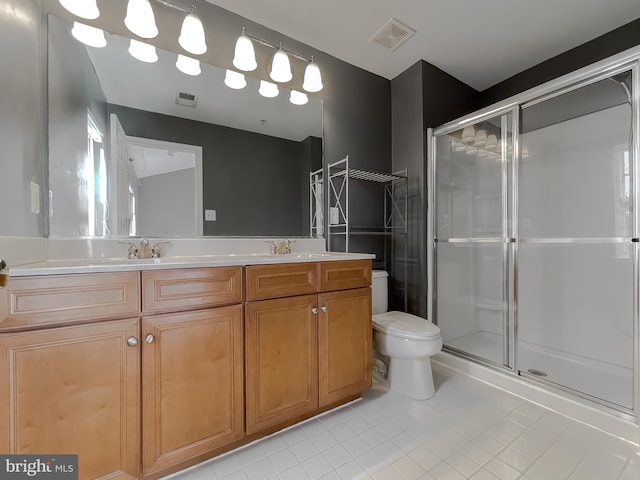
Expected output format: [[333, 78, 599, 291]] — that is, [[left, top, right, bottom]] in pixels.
[[391, 61, 479, 317], [109, 104, 317, 236], [0, 0, 45, 237]]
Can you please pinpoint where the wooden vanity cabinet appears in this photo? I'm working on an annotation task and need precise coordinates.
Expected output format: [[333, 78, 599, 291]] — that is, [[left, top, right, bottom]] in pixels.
[[140, 267, 244, 478], [0, 273, 142, 480], [245, 260, 372, 435]]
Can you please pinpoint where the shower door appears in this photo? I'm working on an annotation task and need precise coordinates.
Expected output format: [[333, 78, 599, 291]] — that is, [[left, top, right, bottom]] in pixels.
[[518, 69, 637, 410], [432, 109, 516, 367]]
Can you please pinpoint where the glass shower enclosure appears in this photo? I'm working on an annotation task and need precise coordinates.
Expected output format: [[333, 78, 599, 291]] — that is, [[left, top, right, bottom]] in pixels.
[[429, 63, 638, 413]]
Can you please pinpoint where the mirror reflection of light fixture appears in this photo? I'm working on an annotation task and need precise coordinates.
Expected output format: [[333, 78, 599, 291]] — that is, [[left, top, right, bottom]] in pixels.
[[59, 0, 100, 19], [176, 54, 201, 76], [224, 69, 246, 89], [128, 39, 158, 63], [125, 0, 158, 39], [233, 28, 257, 72], [303, 56, 323, 92], [485, 134, 498, 151], [179, 10, 207, 55], [290, 90, 308, 105], [259, 80, 279, 98], [71, 22, 106, 48], [473, 129, 487, 147], [461, 125, 475, 143], [270, 45, 293, 83]]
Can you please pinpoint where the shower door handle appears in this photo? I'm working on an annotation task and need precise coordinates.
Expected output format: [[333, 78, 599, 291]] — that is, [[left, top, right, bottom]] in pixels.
[[632, 238, 639, 243]]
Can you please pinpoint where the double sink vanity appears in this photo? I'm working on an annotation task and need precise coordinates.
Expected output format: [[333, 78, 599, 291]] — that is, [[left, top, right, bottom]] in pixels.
[[0, 242, 373, 480]]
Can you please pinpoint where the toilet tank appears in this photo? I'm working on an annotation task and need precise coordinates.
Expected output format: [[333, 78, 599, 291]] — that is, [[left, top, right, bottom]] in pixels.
[[371, 270, 388, 315]]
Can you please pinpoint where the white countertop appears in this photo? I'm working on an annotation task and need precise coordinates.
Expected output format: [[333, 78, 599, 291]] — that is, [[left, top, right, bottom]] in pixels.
[[8, 252, 375, 277]]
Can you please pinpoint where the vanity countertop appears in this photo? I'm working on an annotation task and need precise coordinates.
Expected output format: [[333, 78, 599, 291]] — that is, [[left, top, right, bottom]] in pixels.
[[8, 252, 375, 277]]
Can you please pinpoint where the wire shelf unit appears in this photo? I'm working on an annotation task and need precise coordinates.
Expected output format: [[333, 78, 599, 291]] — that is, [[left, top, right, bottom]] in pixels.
[[311, 155, 408, 310]]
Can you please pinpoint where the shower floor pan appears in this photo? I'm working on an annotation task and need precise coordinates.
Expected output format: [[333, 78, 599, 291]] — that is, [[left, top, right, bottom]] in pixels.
[[446, 331, 633, 410]]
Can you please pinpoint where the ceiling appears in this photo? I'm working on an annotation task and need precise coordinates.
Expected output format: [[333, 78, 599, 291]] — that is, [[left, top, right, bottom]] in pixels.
[[208, 0, 640, 91]]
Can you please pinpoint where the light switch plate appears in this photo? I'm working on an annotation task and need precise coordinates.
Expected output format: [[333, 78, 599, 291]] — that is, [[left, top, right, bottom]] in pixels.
[[205, 209, 216, 221]]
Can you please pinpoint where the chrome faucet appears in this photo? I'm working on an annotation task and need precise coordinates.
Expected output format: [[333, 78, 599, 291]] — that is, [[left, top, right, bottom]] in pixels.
[[0, 257, 8, 287], [119, 239, 169, 259], [267, 239, 295, 254]]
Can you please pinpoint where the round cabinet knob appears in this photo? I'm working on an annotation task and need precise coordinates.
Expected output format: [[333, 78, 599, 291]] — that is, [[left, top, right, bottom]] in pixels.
[[321, 306, 328, 312], [145, 334, 155, 344], [311, 307, 318, 315], [126, 337, 138, 347]]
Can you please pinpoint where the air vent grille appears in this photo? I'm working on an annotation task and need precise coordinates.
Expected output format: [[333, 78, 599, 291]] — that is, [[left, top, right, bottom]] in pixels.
[[175, 91, 198, 107], [369, 18, 415, 51]]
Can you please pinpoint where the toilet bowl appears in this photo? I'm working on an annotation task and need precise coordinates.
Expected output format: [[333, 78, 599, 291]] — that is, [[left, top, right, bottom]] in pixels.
[[371, 270, 442, 399], [373, 311, 442, 399]]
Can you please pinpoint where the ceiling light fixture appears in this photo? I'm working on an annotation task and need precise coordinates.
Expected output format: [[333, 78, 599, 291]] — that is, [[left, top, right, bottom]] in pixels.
[[176, 54, 201, 76], [224, 69, 246, 89], [290, 90, 308, 106], [179, 8, 207, 55], [129, 39, 158, 63], [233, 28, 257, 71], [259, 80, 279, 98], [303, 56, 323, 93], [71, 22, 106, 48], [125, 0, 158, 39], [270, 44, 292, 83], [59, 0, 100, 19]]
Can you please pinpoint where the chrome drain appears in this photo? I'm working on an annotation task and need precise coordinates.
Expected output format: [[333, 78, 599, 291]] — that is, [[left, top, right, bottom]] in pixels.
[[527, 369, 548, 377]]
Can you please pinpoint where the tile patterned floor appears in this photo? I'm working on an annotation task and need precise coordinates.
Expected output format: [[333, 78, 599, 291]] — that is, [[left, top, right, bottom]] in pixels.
[[167, 364, 640, 480]]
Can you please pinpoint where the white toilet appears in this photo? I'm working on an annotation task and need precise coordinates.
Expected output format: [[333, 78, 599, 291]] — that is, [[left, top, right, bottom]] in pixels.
[[372, 270, 442, 400]]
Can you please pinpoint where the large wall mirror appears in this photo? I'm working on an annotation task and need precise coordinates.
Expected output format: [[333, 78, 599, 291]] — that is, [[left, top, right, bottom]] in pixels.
[[47, 14, 323, 238]]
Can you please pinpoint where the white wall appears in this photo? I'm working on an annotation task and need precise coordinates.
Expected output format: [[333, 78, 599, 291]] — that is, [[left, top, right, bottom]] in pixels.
[[0, 0, 45, 237]]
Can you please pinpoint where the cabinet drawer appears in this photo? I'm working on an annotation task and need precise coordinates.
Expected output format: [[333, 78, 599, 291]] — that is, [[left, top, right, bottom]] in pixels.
[[319, 260, 372, 292], [246, 263, 317, 301], [142, 267, 242, 313], [0, 272, 140, 331]]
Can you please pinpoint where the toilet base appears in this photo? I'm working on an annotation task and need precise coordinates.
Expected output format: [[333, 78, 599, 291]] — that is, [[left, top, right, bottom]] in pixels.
[[389, 356, 435, 400]]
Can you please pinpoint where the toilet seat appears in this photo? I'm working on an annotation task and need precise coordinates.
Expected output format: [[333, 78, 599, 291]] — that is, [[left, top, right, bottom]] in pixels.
[[373, 311, 441, 341]]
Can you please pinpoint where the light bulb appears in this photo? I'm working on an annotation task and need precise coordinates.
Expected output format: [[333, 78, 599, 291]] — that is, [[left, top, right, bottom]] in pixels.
[[59, 0, 99, 19], [290, 90, 308, 105], [461, 125, 475, 143], [176, 55, 201, 76], [485, 134, 498, 151], [128, 39, 158, 63], [233, 29, 257, 71], [473, 129, 487, 147], [303, 57, 323, 92], [259, 80, 279, 98], [71, 22, 106, 48], [179, 12, 207, 55], [269, 46, 292, 83], [224, 70, 246, 89], [125, 0, 158, 39]]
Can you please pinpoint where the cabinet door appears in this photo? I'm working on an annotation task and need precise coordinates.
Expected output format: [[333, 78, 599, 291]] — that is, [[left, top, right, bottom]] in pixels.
[[245, 295, 318, 435], [0, 319, 140, 480], [318, 288, 372, 407], [142, 305, 244, 475]]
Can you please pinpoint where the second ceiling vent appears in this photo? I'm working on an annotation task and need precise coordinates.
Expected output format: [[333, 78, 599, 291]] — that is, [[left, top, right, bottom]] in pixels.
[[369, 18, 415, 52]]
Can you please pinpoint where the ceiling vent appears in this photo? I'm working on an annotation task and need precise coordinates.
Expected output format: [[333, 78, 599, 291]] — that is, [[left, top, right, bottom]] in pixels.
[[175, 91, 198, 108], [369, 18, 415, 51]]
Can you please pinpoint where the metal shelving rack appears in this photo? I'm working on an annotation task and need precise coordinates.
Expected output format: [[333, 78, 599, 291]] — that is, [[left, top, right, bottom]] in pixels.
[[321, 155, 409, 310]]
